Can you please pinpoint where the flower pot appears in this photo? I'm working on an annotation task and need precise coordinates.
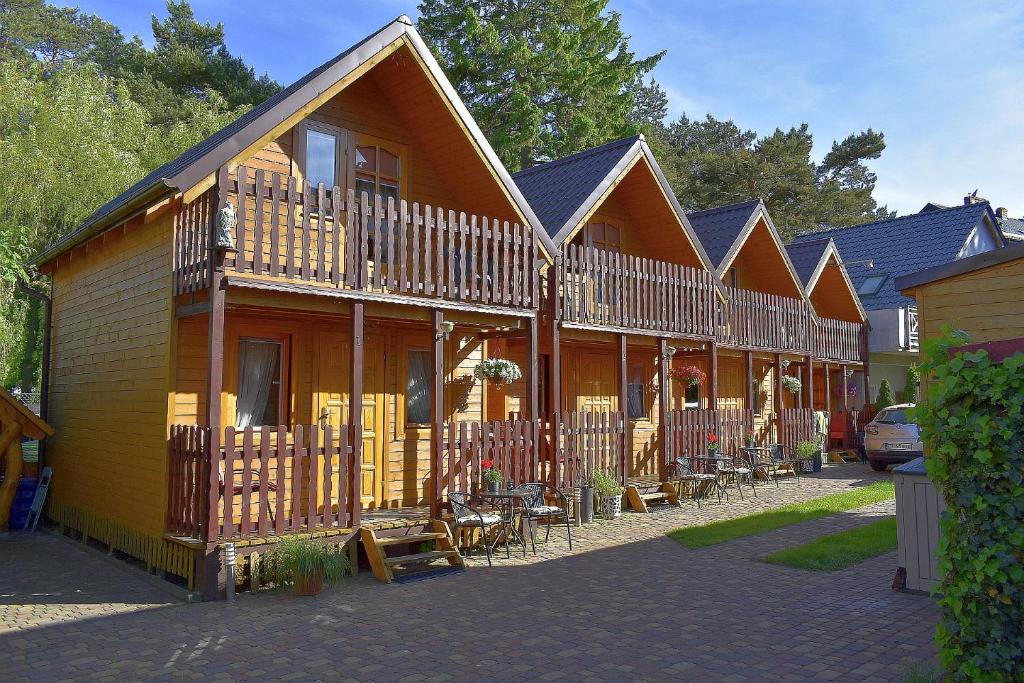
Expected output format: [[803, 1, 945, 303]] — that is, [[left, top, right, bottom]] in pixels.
[[801, 459, 814, 473], [485, 480, 501, 493], [812, 453, 823, 473], [599, 494, 622, 520], [577, 485, 594, 524], [294, 572, 324, 596]]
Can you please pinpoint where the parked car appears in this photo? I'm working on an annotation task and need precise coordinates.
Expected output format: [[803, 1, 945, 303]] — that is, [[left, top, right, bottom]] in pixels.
[[864, 404, 923, 471]]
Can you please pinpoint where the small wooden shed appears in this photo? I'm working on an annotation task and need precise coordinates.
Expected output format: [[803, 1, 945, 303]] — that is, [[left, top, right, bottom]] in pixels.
[[0, 386, 54, 532], [893, 457, 946, 592]]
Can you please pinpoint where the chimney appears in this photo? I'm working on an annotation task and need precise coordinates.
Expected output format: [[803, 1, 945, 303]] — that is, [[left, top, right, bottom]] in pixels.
[[996, 207, 1009, 219], [964, 190, 987, 205]]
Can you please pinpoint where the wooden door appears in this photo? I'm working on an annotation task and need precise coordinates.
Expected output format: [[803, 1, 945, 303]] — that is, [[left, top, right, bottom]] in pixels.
[[315, 329, 386, 510], [567, 348, 617, 414]]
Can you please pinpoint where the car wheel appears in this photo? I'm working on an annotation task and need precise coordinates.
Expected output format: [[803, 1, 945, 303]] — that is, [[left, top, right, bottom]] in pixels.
[[869, 460, 887, 472]]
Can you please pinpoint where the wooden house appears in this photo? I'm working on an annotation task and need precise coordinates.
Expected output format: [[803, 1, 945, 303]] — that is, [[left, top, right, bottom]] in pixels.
[[31, 17, 869, 598]]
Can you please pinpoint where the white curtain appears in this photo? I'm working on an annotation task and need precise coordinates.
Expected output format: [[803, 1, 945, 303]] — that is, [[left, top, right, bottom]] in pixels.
[[236, 341, 279, 428], [406, 349, 431, 424]]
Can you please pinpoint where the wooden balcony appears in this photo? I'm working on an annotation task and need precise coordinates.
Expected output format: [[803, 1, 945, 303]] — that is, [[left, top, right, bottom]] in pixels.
[[718, 287, 810, 353], [810, 316, 866, 363], [555, 244, 718, 337], [173, 166, 541, 312]]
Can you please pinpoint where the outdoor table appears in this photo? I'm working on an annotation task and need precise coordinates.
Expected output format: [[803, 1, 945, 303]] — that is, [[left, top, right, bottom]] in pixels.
[[740, 447, 775, 483], [693, 455, 732, 500], [476, 487, 528, 557]]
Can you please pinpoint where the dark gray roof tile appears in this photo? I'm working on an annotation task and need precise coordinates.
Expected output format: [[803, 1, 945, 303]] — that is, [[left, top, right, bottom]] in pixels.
[[685, 199, 761, 267], [785, 238, 831, 286]]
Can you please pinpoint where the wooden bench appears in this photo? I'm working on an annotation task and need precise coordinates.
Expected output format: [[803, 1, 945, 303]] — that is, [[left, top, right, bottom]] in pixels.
[[625, 478, 681, 513]]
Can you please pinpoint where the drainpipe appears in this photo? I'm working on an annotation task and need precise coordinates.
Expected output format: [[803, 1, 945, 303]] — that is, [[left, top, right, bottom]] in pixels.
[[16, 279, 53, 468]]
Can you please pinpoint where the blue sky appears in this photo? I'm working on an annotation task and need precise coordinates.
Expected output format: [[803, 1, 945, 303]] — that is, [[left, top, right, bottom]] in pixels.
[[56, 0, 1024, 217]]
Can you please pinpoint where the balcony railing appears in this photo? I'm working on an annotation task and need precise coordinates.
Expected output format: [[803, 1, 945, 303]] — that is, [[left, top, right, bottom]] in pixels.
[[556, 244, 718, 337], [718, 287, 810, 353], [173, 165, 540, 310], [811, 316, 865, 363]]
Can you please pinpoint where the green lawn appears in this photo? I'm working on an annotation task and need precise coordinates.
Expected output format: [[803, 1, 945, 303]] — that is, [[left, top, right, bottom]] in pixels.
[[764, 517, 898, 571], [667, 480, 895, 548]]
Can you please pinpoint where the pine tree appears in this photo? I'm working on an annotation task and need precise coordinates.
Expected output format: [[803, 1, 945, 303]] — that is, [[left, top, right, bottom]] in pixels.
[[417, 0, 664, 170], [875, 378, 896, 411]]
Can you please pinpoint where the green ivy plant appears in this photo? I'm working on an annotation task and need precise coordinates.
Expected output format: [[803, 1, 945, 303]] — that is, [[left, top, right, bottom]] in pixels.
[[913, 330, 1024, 682]]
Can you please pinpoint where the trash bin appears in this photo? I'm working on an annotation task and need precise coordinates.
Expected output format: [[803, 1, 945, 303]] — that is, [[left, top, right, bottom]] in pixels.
[[9, 477, 39, 531], [893, 458, 946, 591]]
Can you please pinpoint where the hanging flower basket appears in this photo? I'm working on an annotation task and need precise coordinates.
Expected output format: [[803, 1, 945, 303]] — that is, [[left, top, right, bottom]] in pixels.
[[473, 358, 522, 386], [781, 375, 802, 394], [669, 365, 706, 388]]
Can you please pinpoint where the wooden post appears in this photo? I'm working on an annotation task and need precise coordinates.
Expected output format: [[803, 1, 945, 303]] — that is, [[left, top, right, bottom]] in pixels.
[[430, 309, 445, 518], [550, 325, 561, 416], [526, 315, 539, 420], [774, 354, 784, 445], [349, 301, 364, 526], [805, 356, 814, 410], [657, 338, 670, 481], [199, 167, 229, 600], [744, 350, 754, 414], [861, 324, 871, 405], [841, 364, 849, 412], [824, 362, 832, 415], [709, 340, 719, 409], [618, 334, 629, 481]]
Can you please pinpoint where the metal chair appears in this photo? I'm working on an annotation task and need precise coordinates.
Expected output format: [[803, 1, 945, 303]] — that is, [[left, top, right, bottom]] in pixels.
[[448, 492, 505, 566], [740, 447, 779, 489], [771, 444, 801, 483], [667, 456, 718, 507], [517, 483, 573, 553]]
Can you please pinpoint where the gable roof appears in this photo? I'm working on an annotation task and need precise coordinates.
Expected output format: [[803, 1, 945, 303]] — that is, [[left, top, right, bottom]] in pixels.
[[0, 386, 54, 441], [785, 237, 866, 321], [896, 240, 1024, 292], [999, 215, 1024, 241], [686, 199, 762, 268], [512, 135, 718, 276], [794, 202, 1004, 310], [37, 16, 554, 266]]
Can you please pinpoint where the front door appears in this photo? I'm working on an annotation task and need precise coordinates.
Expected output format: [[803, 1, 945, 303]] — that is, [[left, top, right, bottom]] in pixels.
[[316, 328, 386, 510]]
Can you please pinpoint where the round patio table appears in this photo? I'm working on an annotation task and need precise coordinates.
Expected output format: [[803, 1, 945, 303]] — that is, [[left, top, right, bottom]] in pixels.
[[475, 487, 528, 558]]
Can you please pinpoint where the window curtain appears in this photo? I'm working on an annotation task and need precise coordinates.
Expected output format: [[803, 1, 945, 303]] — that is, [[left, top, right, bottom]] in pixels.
[[406, 350, 431, 424], [236, 341, 279, 428], [627, 381, 645, 420]]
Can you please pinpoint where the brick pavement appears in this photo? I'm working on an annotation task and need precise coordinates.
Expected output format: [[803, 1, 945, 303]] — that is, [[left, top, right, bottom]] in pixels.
[[0, 464, 939, 682]]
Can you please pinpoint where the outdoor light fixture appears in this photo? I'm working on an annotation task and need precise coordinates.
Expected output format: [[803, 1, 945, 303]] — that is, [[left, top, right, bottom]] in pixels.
[[665, 345, 677, 358], [838, 258, 874, 269], [436, 320, 455, 341], [781, 359, 791, 370]]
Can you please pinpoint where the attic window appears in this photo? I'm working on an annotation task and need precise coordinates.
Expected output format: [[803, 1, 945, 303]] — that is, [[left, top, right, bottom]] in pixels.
[[857, 274, 887, 297]]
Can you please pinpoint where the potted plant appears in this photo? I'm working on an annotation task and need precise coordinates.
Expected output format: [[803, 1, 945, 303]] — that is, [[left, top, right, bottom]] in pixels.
[[669, 365, 706, 388], [592, 468, 623, 520], [481, 458, 502, 493], [266, 538, 348, 596], [781, 375, 802, 394], [744, 430, 756, 448], [795, 440, 822, 473], [707, 432, 720, 456], [473, 358, 522, 386]]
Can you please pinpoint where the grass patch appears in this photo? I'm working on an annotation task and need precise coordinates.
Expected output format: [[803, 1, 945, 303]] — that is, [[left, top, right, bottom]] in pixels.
[[667, 480, 895, 548], [764, 517, 897, 571]]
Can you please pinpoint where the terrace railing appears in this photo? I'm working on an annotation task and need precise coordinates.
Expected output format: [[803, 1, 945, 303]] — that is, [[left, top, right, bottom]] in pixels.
[[548, 411, 628, 489], [557, 245, 718, 337], [174, 165, 540, 310], [718, 287, 809, 353], [811, 316, 865, 363], [664, 408, 755, 463]]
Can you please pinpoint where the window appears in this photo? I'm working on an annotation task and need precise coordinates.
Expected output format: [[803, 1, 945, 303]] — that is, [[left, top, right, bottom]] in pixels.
[[729, 267, 739, 289], [626, 363, 647, 420], [406, 349, 431, 425], [355, 144, 401, 209], [857, 274, 887, 297], [300, 121, 346, 191], [684, 383, 700, 410], [236, 340, 282, 428]]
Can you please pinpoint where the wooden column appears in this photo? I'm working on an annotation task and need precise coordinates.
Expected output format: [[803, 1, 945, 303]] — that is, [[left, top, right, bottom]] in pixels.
[[709, 340, 719, 409], [805, 356, 815, 410], [824, 362, 832, 415], [618, 334, 629, 482], [861, 325, 871, 405], [657, 338, 670, 481], [744, 351, 754, 414], [773, 354, 784, 444], [550, 325, 561, 416], [841, 365, 849, 412], [430, 309, 446, 518], [199, 169, 229, 599], [526, 315, 539, 420], [349, 302, 364, 526]]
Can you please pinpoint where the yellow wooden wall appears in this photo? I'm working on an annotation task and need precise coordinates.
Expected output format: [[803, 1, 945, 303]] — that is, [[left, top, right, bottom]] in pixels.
[[47, 211, 174, 538], [912, 257, 1024, 345]]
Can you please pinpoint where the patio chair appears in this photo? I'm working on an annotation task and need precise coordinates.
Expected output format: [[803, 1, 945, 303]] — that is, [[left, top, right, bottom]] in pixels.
[[711, 452, 756, 499], [666, 456, 718, 507], [517, 483, 573, 553], [770, 444, 801, 483], [740, 447, 779, 489], [448, 492, 505, 566]]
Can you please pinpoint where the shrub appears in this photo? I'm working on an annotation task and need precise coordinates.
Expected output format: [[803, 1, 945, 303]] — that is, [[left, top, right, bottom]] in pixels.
[[914, 331, 1024, 681], [794, 440, 819, 460], [592, 468, 623, 497], [266, 538, 349, 589], [902, 364, 921, 404], [875, 378, 895, 410]]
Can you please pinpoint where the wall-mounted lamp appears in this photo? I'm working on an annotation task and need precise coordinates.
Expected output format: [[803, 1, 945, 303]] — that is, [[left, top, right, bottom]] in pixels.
[[838, 258, 874, 269], [780, 359, 791, 370], [436, 320, 455, 341], [844, 367, 855, 378], [665, 345, 677, 358]]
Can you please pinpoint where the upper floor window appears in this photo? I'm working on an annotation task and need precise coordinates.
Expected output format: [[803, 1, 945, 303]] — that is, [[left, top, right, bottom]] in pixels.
[[236, 339, 283, 428], [857, 274, 887, 297], [355, 143, 401, 211], [584, 221, 622, 252], [300, 121, 347, 191]]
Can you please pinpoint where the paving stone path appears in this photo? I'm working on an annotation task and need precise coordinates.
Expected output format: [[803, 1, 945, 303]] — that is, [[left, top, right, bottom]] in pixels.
[[0, 464, 939, 682]]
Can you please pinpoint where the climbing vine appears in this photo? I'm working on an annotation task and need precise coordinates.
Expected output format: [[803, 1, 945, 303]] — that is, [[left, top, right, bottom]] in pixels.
[[914, 331, 1024, 681]]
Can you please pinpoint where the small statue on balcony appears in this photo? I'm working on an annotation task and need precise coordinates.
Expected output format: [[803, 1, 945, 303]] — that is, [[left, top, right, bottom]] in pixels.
[[214, 200, 237, 250]]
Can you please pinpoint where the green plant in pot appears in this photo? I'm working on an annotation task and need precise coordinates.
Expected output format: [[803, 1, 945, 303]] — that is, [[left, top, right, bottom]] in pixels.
[[267, 538, 349, 596], [795, 440, 822, 473], [481, 458, 502, 493], [593, 468, 623, 520]]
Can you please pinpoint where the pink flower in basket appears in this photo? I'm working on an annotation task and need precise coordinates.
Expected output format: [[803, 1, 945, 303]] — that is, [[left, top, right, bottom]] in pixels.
[[669, 365, 706, 388]]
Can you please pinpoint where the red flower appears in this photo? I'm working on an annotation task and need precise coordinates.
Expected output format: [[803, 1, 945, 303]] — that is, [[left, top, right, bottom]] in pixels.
[[708, 433, 719, 443], [481, 459, 494, 470]]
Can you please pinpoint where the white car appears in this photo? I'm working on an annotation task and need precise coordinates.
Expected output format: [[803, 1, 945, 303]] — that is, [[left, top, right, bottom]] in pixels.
[[864, 404, 923, 471]]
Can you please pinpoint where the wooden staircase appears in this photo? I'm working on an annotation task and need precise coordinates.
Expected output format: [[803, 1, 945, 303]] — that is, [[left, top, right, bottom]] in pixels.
[[827, 449, 860, 463], [625, 479, 681, 513], [360, 520, 465, 584]]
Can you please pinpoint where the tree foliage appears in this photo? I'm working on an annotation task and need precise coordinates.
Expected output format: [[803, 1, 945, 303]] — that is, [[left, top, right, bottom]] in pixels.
[[914, 331, 1024, 682], [417, 0, 664, 170], [874, 378, 895, 410], [655, 115, 892, 240]]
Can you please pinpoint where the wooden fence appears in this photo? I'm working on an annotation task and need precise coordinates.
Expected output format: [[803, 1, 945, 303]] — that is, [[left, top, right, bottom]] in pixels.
[[811, 317, 864, 363], [558, 244, 718, 337], [664, 409, 755, 464], [436, 420, 543, 507], [774, 408, 817, 453], [547, 411, 628, 489], [718, 287, 810, 352], [174, 166, 539, 310], [173, 191, 213, 296], [168, 425, 208, 538]]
